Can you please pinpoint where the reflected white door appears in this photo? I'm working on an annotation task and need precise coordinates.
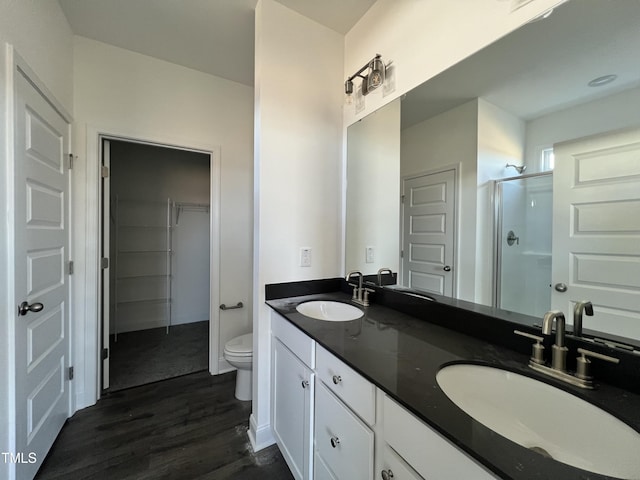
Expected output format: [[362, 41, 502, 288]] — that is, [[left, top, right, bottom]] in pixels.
[[401, 169, 456, 296], [552, 128, 640, 339], [14, 68, 71, 479]]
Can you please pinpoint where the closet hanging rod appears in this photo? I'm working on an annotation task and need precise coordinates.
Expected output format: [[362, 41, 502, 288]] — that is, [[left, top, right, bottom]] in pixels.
[[174, 202, 210, 225]]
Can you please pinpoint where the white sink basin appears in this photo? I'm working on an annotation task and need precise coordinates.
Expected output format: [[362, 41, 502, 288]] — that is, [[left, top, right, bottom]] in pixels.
[[295, 301, 363, 321], [436, 364, 640, 478]]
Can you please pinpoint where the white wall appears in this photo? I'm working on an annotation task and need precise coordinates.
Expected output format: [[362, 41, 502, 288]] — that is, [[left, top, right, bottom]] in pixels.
[[253, 0, 343, 450], [72, 36, 254, 408], [346, 99, 400, 275], [476, 98, 526, 304], [401, 100, 478, 300], [0, 1, 73, 476], [524, 85, 640, 171]]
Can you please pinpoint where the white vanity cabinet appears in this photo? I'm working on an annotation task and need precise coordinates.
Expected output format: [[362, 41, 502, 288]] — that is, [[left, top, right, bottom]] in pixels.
[[382, 395, 498, 480], [270, 311, 499, 480], [271, 312, 316, 480]]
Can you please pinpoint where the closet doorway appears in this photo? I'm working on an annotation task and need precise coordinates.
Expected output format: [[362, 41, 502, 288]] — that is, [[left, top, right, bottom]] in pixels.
[[101, 138, 213, 392]]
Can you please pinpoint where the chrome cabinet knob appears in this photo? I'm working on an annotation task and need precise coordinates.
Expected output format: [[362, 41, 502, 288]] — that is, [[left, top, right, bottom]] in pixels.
[[381, 469, 394, 480], [18, 301, 44, 316], [554, 283, 568, 292], [301, 380, 309, 389], [443, 265, 451, 272], [332, 375, 342, 385], [330, 436, 340, 448]]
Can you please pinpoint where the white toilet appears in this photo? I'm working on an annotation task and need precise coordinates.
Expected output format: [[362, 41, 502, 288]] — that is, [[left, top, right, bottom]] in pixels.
[[224, 333, 253, 401]]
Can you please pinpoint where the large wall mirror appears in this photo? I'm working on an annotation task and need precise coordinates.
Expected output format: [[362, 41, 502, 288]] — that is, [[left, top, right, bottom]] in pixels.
[[345, 0, 640, 344]]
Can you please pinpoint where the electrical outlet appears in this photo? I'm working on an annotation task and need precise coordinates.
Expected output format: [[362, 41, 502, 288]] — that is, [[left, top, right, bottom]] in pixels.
[[300, 247, 312, 267], [365, 246, 375, 264]]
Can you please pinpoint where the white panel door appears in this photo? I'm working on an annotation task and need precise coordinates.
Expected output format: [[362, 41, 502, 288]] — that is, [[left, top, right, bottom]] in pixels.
[[552, 128, 640, 339], [14, 68, 71, 479], [402, 169, 456, 296]]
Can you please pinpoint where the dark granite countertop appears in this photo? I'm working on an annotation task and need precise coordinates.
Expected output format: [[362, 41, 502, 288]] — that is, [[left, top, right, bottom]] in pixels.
[[267, 291, 640, 480]]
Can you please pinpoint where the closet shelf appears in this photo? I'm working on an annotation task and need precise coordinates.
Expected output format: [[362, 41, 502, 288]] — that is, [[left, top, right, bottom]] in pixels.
[[116, 298, 171, 307], [117, 249, 171, 254], [116, 274, 172, 281], [118, 225, 169, 230]]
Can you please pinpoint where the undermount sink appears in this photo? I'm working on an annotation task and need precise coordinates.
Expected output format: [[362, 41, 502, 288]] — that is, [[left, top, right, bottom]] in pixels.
[[436, 364, 640, 479], [295, 301, 363, 321]]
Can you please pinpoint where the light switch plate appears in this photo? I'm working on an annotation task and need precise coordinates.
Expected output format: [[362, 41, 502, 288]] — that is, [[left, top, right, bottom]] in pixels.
[[300, 247, 312, 267], [365, 246, 375, 264]]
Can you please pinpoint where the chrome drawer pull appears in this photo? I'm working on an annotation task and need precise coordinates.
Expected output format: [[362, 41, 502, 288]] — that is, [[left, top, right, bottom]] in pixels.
[[381, 469, 394, 480], [332, 375, 342, 385], [330, 436, 340, 448], [301, 380, 309, 389]]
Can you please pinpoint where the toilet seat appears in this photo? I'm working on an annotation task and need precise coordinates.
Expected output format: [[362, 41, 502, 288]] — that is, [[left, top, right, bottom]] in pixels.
[[224, 333, 253, 356]]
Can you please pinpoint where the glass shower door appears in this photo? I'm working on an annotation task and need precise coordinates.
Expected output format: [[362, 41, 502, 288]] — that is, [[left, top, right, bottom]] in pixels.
[[495, 173, 553, 317]]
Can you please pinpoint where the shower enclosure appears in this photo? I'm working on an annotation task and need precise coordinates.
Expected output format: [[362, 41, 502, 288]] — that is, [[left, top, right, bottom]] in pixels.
[[494, 172, 553, 317]]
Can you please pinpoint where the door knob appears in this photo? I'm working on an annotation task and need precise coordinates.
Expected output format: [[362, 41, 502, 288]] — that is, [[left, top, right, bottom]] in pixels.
[[554, 283, 568, 293], [18, 301, 44, 316], [443, 265, 451, 272]]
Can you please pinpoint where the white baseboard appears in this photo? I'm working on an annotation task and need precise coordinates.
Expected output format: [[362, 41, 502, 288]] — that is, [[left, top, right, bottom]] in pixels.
[[217, 357, 234, 374], [248, 413, 275, 452]]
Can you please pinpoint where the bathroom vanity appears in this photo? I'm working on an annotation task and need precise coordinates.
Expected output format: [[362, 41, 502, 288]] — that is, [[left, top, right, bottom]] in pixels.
[[267, 279, 640, 480]]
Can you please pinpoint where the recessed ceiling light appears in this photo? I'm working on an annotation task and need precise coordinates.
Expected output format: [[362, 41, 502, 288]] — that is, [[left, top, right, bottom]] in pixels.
[[588, 74, 618, 87]]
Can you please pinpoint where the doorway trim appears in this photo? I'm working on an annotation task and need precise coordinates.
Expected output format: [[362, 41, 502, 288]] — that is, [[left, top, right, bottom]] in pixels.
[[82, 125, 221, 406]]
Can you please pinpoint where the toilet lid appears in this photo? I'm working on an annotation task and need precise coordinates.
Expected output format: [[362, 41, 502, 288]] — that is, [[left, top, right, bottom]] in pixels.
[[225, 333, 253, 355]]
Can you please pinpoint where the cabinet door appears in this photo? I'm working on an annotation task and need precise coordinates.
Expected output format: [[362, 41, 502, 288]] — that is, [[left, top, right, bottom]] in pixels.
[[315, 382, 374, 480], [273, 338, 314, 480]]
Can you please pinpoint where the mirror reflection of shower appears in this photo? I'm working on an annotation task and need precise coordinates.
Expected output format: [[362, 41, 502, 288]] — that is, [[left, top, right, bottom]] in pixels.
[[494, 172, 552, 317], [506, 163, 527, 174]]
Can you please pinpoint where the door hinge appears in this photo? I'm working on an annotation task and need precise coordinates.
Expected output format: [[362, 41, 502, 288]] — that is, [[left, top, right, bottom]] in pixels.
[[101, 165, 109, 178], [68, 153, 74, 170], [102, 348, 109, 360], [100, 257, 109, 269], [401, 195, 405, 204], [67, 260, 74, 275], [68, 366, 74, 381], [400, 250, 404, 258]]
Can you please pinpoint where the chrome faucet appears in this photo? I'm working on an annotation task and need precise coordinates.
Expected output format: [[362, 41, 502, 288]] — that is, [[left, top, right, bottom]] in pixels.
[[515, 309, 620, 389], [345, 271, 371, 306], [377, 267, 394, 286], [542, 310, 568, 372], [572, 301, 593, 337]]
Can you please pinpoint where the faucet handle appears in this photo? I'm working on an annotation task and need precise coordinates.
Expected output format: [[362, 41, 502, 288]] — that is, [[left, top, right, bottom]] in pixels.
[[514, 330, 545, 365], [575, 348, 620, 380]]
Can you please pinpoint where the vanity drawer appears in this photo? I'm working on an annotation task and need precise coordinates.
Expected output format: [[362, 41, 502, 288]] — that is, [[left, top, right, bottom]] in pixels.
[[383, 395, 497, 480], [316, 345, 375, 425], [271, 311, 315, 368], [315, 382, 374, 480], [379, 445, 423, 480], [313, 451, 337, 480]]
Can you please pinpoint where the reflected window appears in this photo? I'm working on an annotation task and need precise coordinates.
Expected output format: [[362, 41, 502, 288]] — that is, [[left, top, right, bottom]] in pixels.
[[541, 147, 555, 171]]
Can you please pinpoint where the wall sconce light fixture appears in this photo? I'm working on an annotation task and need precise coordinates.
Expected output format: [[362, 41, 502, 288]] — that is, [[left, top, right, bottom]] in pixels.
[[345, 54, 386, 103]]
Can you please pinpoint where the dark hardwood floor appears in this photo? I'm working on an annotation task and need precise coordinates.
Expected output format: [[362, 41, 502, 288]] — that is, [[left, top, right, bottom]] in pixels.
[[36, 371, 294, 480]]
